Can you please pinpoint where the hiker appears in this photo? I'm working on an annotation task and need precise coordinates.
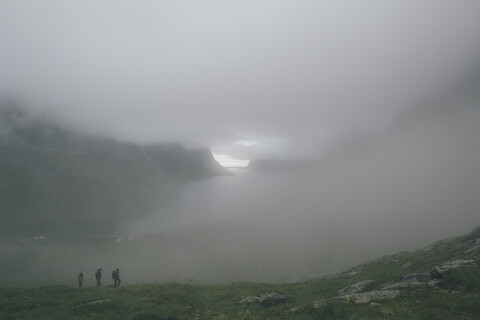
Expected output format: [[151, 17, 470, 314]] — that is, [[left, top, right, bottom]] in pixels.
[[112, 268, 121, 287], [77, 273, 83, 288], [95, 268, 102, 287]]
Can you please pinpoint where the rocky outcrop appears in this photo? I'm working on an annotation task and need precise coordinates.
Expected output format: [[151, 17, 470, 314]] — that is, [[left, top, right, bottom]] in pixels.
[[311, 279, 400, 307], [379, 273, 435, 290], [420, 237, 459, 254], [338, 280, 376, 295], [344, 290, 401, 304], [313, 290, 401, 306], [238, 291, 290, 306], [322, 265, 363, 279], [318, 259, 478, 308], [283, 225, 480, 316], [294, 226, 480, 314], [374, 251, 408, 265], [431, 259, 478, 279], [420, 227, 480, 260], [314, 258, 478, 309], [464, 239, 480, 255]]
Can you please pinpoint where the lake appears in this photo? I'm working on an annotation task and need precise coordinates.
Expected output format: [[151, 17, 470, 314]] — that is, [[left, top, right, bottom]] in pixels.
[[0, 168, 309, 243]]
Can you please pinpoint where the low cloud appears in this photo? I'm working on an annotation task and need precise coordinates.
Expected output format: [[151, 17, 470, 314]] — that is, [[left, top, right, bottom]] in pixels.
[[1, 1, 480, 160]]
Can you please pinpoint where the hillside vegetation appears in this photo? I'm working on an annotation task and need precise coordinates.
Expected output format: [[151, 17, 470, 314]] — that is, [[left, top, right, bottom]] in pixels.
[[1, 226, 479, 319], [0, 104, 228, 225]]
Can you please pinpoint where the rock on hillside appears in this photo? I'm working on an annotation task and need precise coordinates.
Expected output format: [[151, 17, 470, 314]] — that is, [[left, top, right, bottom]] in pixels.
[[238, 291, 290, 306], [337, 280, 377, 295], [420, 226, 480, 260], [306, 225, 480, 310]]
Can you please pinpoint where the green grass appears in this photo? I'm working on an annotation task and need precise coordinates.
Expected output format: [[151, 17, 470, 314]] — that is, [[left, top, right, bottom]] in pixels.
[[1, 266, 480, 319], [2, 231, 479, 320]]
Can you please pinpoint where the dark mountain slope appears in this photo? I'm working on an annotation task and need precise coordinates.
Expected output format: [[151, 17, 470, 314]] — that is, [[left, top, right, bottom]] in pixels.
[[0, 104, 229, 225]]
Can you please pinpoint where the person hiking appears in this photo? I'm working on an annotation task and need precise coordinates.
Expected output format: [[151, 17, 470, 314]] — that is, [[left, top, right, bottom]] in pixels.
[[95, 268, 102, 287], [112, 268, 121, 287], [77, 273, 83, 288]]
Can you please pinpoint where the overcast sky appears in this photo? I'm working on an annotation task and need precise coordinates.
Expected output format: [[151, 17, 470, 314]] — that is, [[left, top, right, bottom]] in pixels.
[[1, 1, 480, 161]]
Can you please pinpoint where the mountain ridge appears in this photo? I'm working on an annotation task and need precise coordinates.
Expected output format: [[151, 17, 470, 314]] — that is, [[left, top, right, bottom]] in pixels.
[[0, 104, 229, 225]]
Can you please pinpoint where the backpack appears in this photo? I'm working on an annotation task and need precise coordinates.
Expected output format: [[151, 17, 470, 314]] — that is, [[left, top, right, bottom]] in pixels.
[[112, 270, 116, 280]]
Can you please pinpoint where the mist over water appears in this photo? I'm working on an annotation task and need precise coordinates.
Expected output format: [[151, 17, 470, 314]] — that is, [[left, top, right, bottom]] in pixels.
[[118, 103, 480, 284], [118, 168, 261, 235], [3, 102, 479, 286], [0, 168, 289, 240]]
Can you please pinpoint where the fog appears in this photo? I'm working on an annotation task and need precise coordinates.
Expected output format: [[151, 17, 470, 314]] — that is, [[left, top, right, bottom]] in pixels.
[[1, 1, 480, 286], [2, 100, 479, 286], [2, 1, 480, 158]]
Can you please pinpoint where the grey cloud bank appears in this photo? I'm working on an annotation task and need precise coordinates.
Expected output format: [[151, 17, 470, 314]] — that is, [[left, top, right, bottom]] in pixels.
[[1, 1, 480, 160], [1, 1, 480, 286]]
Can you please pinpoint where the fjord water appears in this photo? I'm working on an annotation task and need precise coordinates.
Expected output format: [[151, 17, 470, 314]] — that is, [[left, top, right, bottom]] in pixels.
[[0, 168, 300, 242], [116, 168, 262, 236], [2, 154, 480, 286], [7, 157, 479, 251]]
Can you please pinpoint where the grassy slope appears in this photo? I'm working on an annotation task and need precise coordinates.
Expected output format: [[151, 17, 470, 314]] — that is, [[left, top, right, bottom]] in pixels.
[[1, 235, 479, 320]]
